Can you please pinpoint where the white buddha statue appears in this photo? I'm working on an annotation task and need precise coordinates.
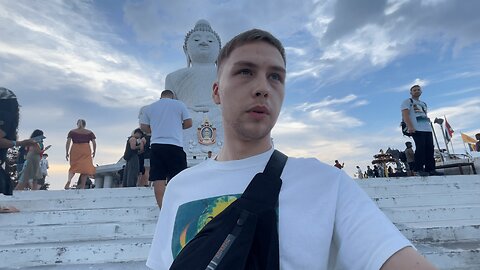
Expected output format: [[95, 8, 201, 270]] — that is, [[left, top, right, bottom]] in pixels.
[[165, 20, 223, 162]]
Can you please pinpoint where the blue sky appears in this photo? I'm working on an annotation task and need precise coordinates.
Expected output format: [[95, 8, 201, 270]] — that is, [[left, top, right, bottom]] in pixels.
[[1, 0, 479, 189]]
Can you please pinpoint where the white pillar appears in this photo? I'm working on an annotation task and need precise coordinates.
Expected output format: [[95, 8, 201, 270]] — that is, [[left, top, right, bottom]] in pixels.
[[104, 175, 113, 188], [95, 176, 104, 188]]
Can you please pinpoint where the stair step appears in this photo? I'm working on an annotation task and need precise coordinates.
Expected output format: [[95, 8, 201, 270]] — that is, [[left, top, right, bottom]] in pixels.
[[417, 241, 480, 269], [15, 261, 149, 270], [397, 221, 480, 242], [360, 182, 480, 196], [1, 221, 156, 245], [371, 192, 480, 208], [0, 238, 152, 269], [0, 207, 159, 227], [0, 195, 157, 212], [6, 187, 153, 200], [382, 205, 480, 223]]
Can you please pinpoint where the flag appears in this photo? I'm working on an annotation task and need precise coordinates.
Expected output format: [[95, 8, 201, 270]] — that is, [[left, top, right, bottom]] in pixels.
[[467, 143, 476, 152], [444, 117, 454, 143], [461, 133, 476, 144]]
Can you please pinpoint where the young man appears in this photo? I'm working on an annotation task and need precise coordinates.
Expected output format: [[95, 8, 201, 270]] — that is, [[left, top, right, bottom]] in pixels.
[[401, 85, 441, 176], [139, 90, 192, 208], [147, 29, 437, 269]]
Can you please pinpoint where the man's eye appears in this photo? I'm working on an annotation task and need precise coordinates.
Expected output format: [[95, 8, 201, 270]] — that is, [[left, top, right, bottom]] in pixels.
[[194, 39, 199, 41], [270, 73, 282, 81], [239, 69, 252, 76]]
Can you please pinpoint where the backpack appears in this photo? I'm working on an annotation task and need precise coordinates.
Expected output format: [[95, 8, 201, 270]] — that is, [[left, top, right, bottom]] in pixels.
[[170, 150, 288, 270], [400, 98, 414, 137]]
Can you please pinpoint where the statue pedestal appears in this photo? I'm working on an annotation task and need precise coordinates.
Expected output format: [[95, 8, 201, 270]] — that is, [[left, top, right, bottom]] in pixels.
[[183, 107, 223, 164]]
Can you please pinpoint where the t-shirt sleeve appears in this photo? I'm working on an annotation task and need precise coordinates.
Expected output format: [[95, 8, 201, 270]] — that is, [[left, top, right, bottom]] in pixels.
[[139, 106, 150, 125], [90, 132, 96, 140], [67, 131, 73, 139], [400, 99, 411, 110], [332, 172, 412, 270]]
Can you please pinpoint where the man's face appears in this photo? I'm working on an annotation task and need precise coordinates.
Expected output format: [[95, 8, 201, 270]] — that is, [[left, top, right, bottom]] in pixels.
[[410, 86, 422, 98], [213, 41, 286, 142]]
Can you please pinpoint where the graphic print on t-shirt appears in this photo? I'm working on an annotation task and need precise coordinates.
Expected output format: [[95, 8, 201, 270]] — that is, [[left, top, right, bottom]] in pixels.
[[171, 194, 240, 257]]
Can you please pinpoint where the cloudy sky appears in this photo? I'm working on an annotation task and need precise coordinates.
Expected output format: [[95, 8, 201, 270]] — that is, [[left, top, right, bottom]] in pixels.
[[1, 0, 479, 189]]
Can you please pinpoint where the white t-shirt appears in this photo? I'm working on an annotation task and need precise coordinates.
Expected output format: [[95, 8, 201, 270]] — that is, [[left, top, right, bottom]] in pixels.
[[401, 98, 431, 132], [139, 98, 190, 147], [146, 148, 411, 270]]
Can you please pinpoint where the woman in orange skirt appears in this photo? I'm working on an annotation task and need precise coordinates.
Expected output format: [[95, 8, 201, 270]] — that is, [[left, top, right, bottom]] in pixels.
[[65, 119, 96, 189]]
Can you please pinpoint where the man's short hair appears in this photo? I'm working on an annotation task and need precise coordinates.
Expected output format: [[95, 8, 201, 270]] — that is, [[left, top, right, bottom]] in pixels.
[[217, 29, 286, 73], [410, 85, 421, 91], [161, 90, 174, 98]]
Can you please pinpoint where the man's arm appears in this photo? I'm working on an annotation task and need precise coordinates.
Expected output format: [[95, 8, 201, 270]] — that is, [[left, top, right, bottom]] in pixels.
[[140, 124, 152, 134], [182, 118, 193, 129], [402, 109, 415, 133], [65, 137, 71, 161], [381, 247, 437, 270], [91, 139, 97, 158]]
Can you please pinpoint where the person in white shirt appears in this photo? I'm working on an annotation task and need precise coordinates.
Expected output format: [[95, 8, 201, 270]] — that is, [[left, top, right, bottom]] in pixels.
[[139, 90, 192, 208], [146, 29, 437, 270], [39, 153, 49, 188]]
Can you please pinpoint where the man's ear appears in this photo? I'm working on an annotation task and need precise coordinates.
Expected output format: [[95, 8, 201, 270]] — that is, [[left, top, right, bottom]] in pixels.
[[212, 82, 221, 104]]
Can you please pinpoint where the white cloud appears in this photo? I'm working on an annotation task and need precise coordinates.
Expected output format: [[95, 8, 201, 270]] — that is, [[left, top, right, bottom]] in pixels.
[[0, 1, 163, 108]]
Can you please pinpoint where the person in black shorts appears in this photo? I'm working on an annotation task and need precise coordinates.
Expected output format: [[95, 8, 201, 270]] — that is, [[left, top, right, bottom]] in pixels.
[[139, 90, 192, 208]]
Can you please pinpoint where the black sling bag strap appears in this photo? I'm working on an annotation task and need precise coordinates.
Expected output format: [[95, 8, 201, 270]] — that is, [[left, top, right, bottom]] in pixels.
[[170, 150, 288, 270]]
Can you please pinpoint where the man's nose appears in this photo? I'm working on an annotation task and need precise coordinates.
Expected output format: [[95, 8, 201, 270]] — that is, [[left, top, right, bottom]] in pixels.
[[253, 77, 270, 98]]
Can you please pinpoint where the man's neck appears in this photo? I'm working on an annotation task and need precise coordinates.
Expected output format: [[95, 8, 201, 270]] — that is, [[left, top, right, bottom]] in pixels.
[[411, 96, 420, 100], [216, 137, 272, 161]]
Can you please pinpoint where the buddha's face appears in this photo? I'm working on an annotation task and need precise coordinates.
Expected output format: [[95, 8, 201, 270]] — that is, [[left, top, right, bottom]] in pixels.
[[186, 31, 220, 64]]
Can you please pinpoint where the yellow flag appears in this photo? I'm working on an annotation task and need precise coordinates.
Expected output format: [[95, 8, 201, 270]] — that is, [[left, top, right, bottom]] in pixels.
[[461, 133, 477, 144]]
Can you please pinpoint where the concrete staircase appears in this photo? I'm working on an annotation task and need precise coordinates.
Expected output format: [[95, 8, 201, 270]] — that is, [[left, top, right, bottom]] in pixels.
[[358, 175, 480, 270], [0, 188, 158, 269], [0, 175, 479, 269]]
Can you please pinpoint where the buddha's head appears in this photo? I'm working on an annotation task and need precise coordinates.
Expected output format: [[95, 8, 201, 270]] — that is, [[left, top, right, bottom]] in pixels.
[[184, 20, 221, 67]]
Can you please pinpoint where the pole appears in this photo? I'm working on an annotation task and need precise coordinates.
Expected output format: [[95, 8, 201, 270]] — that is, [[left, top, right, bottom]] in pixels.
[[430, 122, 444, 163], [450, 140, 456, 155], [439, 124, 450, 156]]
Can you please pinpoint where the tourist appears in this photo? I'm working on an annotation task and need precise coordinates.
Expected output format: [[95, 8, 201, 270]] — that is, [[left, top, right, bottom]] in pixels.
[[0, 87, 35, 212], [388, 166, 394, 177], [137, 132, 151, 187], [15, 129, 46, 191], [122, 128, 144, 187], [334, 159, 344, 169], [356, 165, 364, 179], [401, 85, 442, 176], [367, 165, 374, 178], [65, 119, 96, 189], [405, 141, 415, 176], [139, 90, 192, 208], [146, 29, 436, 270], [39, 153, 49, 189], [205, 150, 213, 160], [475, 133, 480, 152]]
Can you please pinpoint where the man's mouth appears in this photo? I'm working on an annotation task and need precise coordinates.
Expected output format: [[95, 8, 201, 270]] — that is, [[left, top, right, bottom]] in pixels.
[[247, 106, 270, 119]]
